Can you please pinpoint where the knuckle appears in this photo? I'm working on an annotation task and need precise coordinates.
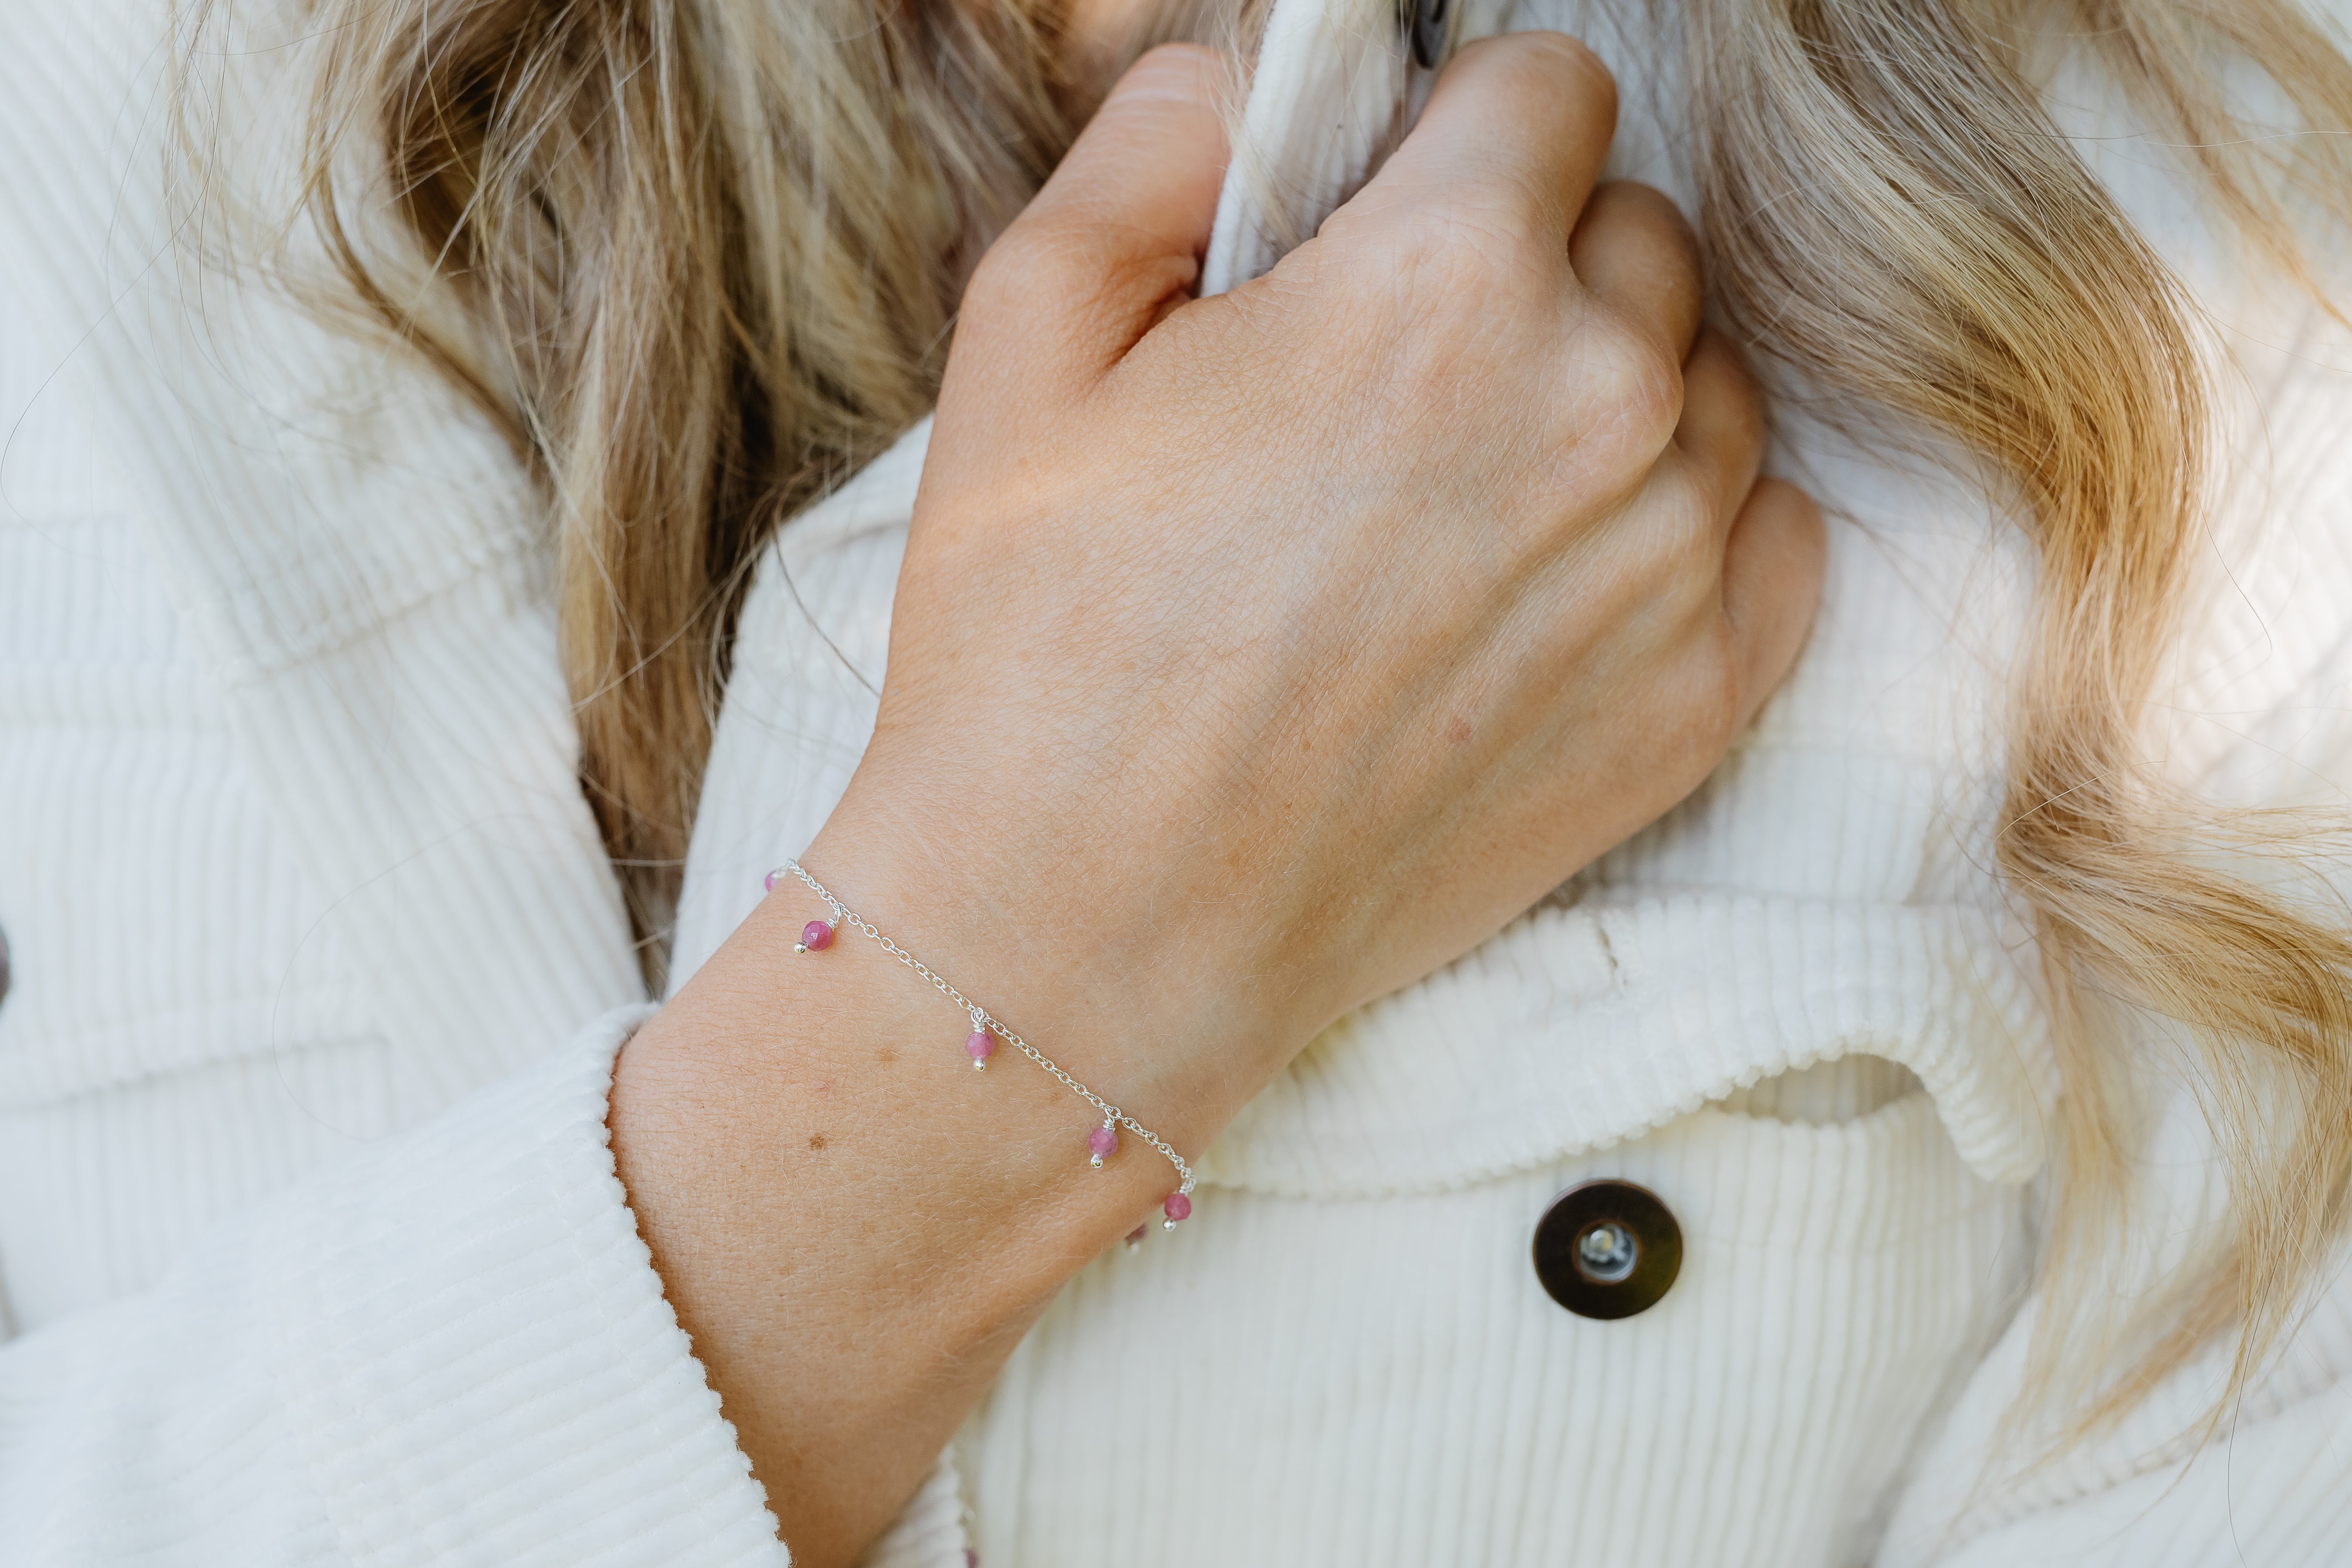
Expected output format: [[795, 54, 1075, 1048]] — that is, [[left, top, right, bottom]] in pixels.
[[1528, 29, 1615, 95], [1652, 468, 1720, 578], [1595, 181, 1702, 276], [1709, 390, 1767, 483], [1358, 203, 1558, 336], [962, 233, 1049, 324], [1578, 310, 1683, 456], [1697, 327, 1765, 410], [1585, 178, 1686, 236], [1471, 30, 1618, 121], [1413, 214, 1549, 302], [1726, 368, 1767, 450], [1619, 472, 1721, 629], [968, 220, 1176, 340], [1671, 625, 1744, 762]]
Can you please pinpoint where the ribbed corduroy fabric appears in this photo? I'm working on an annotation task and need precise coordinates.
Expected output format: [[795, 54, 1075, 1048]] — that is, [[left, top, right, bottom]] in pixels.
[[6, 0, 2352, 1561]]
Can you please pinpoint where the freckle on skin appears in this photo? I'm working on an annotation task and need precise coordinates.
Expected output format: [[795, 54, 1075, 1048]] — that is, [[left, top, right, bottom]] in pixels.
[[876, 1047, 898, 1065], [808, 1134, 828, 1151], [1446, 717, 1473, 744]]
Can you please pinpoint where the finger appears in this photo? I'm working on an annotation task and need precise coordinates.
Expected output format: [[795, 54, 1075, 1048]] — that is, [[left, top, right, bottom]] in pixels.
[[1720, 478, 1827, 728], [1355, 32, 1617, 252], [1673, 328, 1767, 534], [959, 45, 1230, 392], [1571, 182, 1704, 365]]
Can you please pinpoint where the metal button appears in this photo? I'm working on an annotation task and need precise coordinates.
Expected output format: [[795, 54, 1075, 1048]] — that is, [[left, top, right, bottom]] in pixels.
[[1532, 1179, 1681, 1320], [1407, 0, 1450, 69]]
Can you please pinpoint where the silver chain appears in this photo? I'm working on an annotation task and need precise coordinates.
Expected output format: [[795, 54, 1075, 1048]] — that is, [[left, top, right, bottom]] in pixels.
[[770, 858, 1196, 1196]]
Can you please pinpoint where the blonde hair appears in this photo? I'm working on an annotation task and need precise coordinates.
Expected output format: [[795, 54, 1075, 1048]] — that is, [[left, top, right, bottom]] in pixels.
[[1688, 0, 2352, 1443], [209, 0, 2352, 1454]]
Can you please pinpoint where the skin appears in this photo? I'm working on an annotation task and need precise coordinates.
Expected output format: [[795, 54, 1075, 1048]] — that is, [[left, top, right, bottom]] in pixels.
[[611, 34, 1826, 1568]]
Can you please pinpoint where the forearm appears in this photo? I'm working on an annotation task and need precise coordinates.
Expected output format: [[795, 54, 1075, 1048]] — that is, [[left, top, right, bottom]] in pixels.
[[608, 805, 1263, 1568]]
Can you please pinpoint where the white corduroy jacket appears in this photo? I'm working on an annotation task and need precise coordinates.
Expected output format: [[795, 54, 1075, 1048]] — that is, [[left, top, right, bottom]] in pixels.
[[5, 0, 2352, 1561]]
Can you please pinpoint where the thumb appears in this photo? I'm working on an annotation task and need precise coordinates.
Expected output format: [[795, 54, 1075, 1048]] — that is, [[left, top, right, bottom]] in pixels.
[[955, 45, 1230, 398]]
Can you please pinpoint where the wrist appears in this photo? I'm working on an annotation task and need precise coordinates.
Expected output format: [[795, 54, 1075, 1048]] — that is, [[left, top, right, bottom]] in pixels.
[[615, 801, 1252, 1564], [800, 766, 1299, 1158]]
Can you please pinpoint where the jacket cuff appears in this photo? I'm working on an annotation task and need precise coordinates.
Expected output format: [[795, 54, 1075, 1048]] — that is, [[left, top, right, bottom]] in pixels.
[[265, 1004, 789, 1566]]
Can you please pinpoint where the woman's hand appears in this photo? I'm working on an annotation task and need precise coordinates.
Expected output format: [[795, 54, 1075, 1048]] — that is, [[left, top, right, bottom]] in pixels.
[[821, 33, 1824, 1109], [616, 34, 1822, 1568]]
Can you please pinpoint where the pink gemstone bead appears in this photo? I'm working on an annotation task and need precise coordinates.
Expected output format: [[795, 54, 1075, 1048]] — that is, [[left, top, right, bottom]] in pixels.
[[1087, 1125, 1118, 1160], [763, 868, 780, 892], [965, 1030, 995, 1062], [800, 920, 835, 951], [1163, 1192, 1192, 1223]]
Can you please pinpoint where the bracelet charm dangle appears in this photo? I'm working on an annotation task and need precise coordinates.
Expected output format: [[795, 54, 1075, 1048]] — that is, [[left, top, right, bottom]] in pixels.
[[764, 858, 1199, 1229]]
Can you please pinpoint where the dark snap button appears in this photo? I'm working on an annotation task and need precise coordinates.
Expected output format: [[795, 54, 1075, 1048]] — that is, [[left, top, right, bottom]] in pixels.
[[1532, 1179, 1681, 1320]]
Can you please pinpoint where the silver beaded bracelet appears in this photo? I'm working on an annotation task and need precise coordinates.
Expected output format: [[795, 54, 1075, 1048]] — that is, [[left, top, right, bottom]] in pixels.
[[765, 858, 1198, 1235]]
